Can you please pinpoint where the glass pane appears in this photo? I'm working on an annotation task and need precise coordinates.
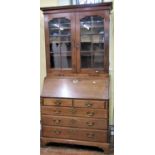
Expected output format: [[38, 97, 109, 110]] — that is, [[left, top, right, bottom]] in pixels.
[[81, 42, 91, 51], [49, 28, 59, 36], [60, 18, 70, 28], [92, 34, 104, 43], [50, 43, 60, 53], [50, 52, 72, 68], [61, 43, 72, 68], [48, 18, 59, 28], [92, 16, 104, 27], [60, 36, 71, 42], [80, 16, 92, 26], [80, 15, 104, 69], [92, 27, 104, 34], [81, 52, 92, 68], [81, 35, 91, 42], [60, 28, 71, 35], [93, 52, 104, 68], [48, 17, 72, 70], [61, 52, 72, 68], [61, 43, 71, 52], [66, 43, 71, 51], [81, 27, 92, 34], [93, 43, 104, 51], [50, 36, 60, 42], [50, 53, 61, 68], [81, 52, 104, 68]]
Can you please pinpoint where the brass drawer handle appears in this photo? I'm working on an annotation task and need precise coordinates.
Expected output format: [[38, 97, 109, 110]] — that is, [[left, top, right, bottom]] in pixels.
[[86, 121, 95, 126], [70, 108, 77, 114], [70, 119, 76, 125], [87, 133, 95, 138], [86, 111, 95, 117], [54, 100, 62, 106], [54, 110, 61, 114], [85, 102, 93, 107], [53, 119, 61, 125], [53, 129, 61, 135]]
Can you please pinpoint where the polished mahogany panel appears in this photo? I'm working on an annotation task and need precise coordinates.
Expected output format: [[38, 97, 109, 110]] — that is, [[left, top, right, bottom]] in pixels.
[[41, 77, 109, 100]]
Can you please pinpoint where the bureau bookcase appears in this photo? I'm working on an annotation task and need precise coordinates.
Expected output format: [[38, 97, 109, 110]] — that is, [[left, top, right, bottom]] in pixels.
[[41, 2, 112, 153]]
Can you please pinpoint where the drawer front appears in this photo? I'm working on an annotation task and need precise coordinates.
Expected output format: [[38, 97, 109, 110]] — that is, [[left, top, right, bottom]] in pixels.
[[41, 106, 108, 119], [43, 98, 72, 107], [42, 115, 108, 129], [42, 126, 108, 143], [74, 100, 107, 109]]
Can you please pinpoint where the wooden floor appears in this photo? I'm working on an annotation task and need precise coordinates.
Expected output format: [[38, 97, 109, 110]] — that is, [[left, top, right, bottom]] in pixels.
[[40, 143, 114, 155]]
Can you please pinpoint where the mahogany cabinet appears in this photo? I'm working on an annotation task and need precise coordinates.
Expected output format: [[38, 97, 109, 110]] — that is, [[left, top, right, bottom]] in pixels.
[[41, 2, 112, 153]]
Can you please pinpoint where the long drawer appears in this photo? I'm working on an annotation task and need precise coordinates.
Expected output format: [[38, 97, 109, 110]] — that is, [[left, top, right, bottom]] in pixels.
[[42, 115, 108, 129], [41, 106, 108, 119], [42, 126, 108, 143]]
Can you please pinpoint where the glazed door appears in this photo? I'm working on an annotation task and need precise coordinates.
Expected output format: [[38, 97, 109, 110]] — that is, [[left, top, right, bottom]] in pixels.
[[76, 11, 110, 74], [44, 13, 76, 74]]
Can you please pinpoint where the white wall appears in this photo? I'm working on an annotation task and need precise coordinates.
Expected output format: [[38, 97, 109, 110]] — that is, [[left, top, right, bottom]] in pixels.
[[40, 12, 46, 93], [109, 9, 114, 125], [40, 0, 58, 7], [58, 0, 71, 5]]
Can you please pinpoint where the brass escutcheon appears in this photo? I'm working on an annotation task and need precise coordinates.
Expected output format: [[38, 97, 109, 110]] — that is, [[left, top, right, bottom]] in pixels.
[[70, 119, 76, 125], [87, 133, 95, 138], [86, 121, 95, 126], [86, 111, 95, 117], [53, 129, 61, 135], [53, 119, 61, 124], [54, 109, 61, 114], [70, 108, 77, 114], [85, 102, 93, 107], [54, 100, 62, 106]]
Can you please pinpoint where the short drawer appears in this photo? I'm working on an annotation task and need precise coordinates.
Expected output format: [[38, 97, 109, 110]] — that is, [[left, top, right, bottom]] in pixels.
[[42, 115, 108, 129], [73, 100, 108, 109], [42, 126, 108, 143], [43, 98, 72, 107], [41, 106, 108, 119]]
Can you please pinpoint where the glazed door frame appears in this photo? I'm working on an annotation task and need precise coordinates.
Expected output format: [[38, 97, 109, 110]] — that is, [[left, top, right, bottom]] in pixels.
[[44, 13, 76, 75], [75, 10, 110, 74]]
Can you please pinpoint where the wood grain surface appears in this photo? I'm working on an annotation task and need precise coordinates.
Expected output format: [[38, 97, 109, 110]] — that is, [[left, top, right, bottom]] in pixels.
[[41, 77, 109, 99]]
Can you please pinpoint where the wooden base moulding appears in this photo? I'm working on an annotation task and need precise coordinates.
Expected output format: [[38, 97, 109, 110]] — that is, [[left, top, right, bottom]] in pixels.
[[41, 137, 110, 154]]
